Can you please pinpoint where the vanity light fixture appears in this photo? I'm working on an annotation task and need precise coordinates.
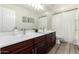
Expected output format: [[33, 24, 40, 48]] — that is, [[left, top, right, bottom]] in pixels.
[[28, 4, 44, 10], [60, 7, 65, 11]]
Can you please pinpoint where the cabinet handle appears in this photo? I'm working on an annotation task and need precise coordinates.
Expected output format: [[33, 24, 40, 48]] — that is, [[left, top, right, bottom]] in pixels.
[[32, 49, 34, 54], [35, 48, 37, 54], [1, 50, 9, 54]]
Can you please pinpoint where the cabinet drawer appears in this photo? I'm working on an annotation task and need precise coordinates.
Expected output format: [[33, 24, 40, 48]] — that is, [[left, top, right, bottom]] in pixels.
[[15, 46, 34, 54], [34, 36, 46, 44], [1, 39, 33, 54]]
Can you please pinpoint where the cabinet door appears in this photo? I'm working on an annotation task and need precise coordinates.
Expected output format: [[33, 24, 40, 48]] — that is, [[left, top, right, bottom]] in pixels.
[[16, 46, 34, 54], [46, 33, 56, 50], [46, 34, 52, 48], [51, 32, 56, 47], [35, 40, 48, 54]]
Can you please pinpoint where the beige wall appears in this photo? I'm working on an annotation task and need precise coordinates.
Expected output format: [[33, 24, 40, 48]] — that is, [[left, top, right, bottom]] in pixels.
[[0, 4, 39, 30]]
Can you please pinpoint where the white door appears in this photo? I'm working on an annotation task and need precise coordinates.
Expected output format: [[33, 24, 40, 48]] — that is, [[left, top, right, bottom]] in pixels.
[[52, 10, 77, 43]]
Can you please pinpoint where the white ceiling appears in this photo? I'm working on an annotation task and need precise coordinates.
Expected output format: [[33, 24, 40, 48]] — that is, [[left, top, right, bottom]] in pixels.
[[15, 4, 46, 15], [43, 4, 78, 13], [16, 4, 79, 15]]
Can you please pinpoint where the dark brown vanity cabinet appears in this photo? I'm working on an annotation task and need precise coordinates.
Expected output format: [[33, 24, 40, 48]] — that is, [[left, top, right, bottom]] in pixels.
[[1, 32, 56, 54]]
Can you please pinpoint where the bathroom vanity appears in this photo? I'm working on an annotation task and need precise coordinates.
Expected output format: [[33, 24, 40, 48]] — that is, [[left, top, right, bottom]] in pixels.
[[0, 31, 56, 54]]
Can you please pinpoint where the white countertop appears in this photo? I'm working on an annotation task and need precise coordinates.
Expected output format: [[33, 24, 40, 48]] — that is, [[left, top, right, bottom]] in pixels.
[[0, 30, 55, 48]]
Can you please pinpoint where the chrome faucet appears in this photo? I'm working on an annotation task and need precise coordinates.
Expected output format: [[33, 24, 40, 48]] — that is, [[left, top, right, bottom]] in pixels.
[[42, 27, 45, 32], [21, 28, 26, 35]]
